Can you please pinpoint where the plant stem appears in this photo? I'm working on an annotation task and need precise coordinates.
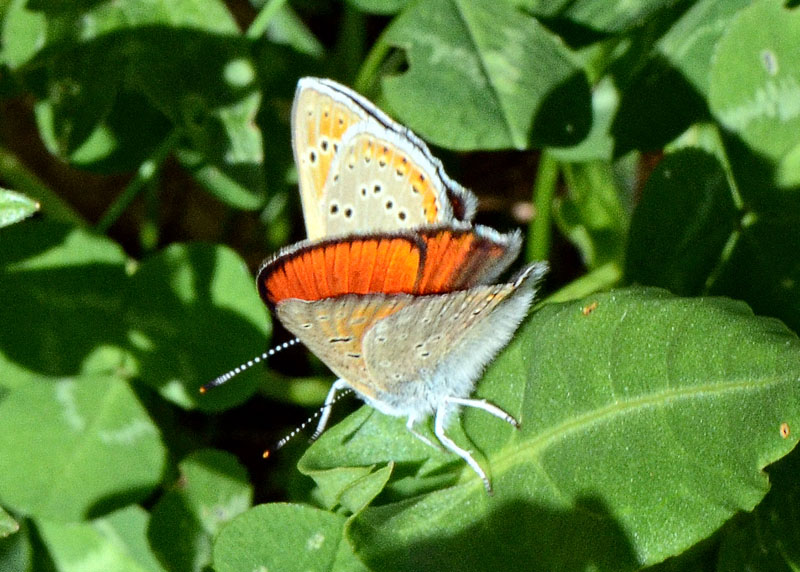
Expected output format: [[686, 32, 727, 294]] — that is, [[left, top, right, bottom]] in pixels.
[[527, 150, 559, 262], [95, 130, 180, 233], [247, 0, 290, 40], [354, 33, 392, 94]]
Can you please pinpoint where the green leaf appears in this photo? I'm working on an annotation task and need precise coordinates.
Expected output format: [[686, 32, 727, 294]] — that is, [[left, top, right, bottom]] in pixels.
[[553, 160, 630, 269], [709, 208, 800, 336], [624, 148, 738, 295], [381, 0, 591, 150], [717, 448, 800, 570], [0, 220, 131, 381], [211, 504, 369, 572], [0, 517, 30, 572], [0, 507, 19, 539], [297, 290, 799, 570], [0, 374, 166, 522], [548, 77, 619, 163], [37, 507, 167, 572], [125, 243, 269, 411], [132, 33, 265, 208], [2, 0, 266, 206], [611, 55, 708, 156], [148, 449, 252, 572], [346, 0, 410, 14], [709, 0, 800, 164], [519, 0, 681, 34], [623, 139, 800, 333], [657, 0, 751, 97], [0, 188, 39, 228], [301, 461, 393, 514]]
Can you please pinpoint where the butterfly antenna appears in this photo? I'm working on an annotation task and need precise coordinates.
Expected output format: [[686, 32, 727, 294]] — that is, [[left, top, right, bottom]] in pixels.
[[200, 338, 301, 393], [263, 388, 354, 458]]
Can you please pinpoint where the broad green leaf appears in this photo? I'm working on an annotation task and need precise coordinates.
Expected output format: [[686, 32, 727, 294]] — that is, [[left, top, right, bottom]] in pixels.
[[212, 504, 369, 572], [148, 449, 252, 572], [38, 507, 167, 572], [0, 374, 166, 522], [346, 0, 410, 14], [709, 0, 800, 164], [716, 448, 800, 571], [623, 143, 800, 333], [0, 220, 131, 380], [382, 0, 591, 150], [125, 243, 269, 411], [611, 56, 708, 156], [101, 507, 167, 572], [297, 290, 799, 570], [0, 188, 39, 228], [0, 506, 18, 538], [518, 0, 680, 34], [625, 148, 738, 295], [261, 6, 325, 57], [777, 140, 800, 188], [35, 88, 172, 173], [657, 0, 751, 96]]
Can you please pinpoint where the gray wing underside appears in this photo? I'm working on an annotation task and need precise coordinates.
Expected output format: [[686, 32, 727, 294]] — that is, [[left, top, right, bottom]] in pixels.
[[276, 262, 547, 417], [362, 263, 547, 417]]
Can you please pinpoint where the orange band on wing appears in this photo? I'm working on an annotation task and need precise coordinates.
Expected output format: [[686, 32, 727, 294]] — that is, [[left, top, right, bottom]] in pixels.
[[259, 236, 424, 305], [415, 228, 509, 293], [259, 227, 515, 306]]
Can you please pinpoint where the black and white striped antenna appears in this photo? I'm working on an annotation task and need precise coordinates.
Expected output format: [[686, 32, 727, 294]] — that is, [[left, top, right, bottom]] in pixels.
[[262, 388, 354, 458], [200, 338, 301, 393], [200, 337, 354, 456]]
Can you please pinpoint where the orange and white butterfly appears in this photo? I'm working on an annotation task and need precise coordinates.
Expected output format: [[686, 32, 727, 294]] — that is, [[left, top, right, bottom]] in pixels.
[[208, 78, 548, 493]]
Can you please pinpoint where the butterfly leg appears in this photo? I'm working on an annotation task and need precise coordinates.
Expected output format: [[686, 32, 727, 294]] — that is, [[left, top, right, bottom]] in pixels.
[[311, 378, 350, 441], [434, 403, 492, 494], [405, 417, 440, 449], [445, 397, 519, 429]]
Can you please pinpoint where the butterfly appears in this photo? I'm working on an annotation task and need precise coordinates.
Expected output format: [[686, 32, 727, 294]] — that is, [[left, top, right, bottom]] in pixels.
[[207, 78, 547, 493]]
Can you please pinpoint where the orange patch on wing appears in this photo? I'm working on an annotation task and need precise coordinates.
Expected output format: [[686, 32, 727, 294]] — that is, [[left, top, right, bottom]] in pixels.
[[416, 229, 508, 293], [260, 236, 424, 305]]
